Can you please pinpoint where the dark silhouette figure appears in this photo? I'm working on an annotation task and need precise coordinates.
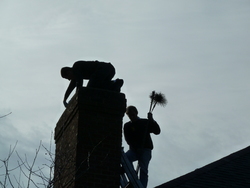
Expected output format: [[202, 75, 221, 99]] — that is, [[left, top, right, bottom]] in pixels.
[[123, 106, 161, 188], [61, 60, 123, 107]]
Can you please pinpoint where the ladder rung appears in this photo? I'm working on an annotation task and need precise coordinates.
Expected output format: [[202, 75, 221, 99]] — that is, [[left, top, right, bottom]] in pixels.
[[120, 148, 144, 188]]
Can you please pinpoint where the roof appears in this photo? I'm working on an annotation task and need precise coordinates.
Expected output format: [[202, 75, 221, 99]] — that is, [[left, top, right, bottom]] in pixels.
[[155, 145, 250, 188]]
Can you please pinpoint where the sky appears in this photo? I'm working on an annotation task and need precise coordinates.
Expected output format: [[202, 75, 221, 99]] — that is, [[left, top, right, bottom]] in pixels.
[[0, 0, 250, 187]]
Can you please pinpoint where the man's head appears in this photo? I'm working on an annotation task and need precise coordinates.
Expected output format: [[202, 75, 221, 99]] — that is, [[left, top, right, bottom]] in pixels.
[[61, 67, 74, 80], [126, 106, 138, 122]]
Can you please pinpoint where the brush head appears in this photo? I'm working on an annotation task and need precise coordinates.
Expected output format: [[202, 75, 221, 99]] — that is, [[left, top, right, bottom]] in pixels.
[[154, 92, 167, 107], [149, 91, 156, 100], [149, 91, 167, 112]]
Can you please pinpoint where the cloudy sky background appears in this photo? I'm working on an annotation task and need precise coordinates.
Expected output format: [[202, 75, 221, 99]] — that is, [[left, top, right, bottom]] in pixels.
[[1, 1, 250, 187]]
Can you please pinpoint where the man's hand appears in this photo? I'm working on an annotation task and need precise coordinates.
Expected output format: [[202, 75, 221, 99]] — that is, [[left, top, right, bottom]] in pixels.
[[63, 101, 68, 108], [147, 112, 154, 121]]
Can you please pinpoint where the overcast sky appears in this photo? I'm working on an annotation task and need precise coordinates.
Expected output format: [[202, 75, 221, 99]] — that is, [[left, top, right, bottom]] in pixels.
[[1, 1, 250, 187]]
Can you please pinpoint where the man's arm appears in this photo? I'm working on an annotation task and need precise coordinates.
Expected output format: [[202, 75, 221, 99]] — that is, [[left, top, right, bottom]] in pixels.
[[72, 62, 84, 88], [123, 123, 133, 146], [76, 79, 83, 89], [63, 80, 76, 107], [147, 112, 161, 135]]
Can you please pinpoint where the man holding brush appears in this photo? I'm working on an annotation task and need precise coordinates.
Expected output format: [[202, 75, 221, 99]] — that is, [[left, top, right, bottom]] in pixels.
[[123, 105, 161, 188]]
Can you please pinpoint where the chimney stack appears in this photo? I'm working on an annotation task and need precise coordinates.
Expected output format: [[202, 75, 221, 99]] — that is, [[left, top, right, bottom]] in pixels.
[[54, 87, 126, 188]]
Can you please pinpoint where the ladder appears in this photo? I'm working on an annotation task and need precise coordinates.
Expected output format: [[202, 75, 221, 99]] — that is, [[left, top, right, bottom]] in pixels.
[[120, 148, 144, 188]]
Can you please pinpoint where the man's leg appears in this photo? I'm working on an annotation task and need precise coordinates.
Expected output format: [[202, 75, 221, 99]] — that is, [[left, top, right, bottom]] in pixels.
[[125, 149, 138, 164], [87, 63, 115, 89], [138, 149, 152, 188]]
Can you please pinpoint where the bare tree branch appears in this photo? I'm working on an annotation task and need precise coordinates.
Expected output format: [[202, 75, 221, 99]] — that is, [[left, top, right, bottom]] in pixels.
[[0, 112, 12, 119]]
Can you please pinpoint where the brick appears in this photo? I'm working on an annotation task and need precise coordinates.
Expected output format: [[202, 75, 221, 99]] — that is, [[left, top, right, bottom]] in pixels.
[[54, 87, 126, 188]]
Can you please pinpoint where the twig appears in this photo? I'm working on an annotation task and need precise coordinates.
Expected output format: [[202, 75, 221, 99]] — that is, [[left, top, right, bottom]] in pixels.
[[0, 112, 12, 118]]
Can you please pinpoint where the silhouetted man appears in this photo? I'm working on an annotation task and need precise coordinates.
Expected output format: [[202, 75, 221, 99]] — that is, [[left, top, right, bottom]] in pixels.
[[61, 60, 123, 107], [124, 106, 161, 188]]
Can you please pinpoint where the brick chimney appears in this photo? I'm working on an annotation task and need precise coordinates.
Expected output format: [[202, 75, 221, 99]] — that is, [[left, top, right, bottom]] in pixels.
[[54, 87, 126, 188]]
